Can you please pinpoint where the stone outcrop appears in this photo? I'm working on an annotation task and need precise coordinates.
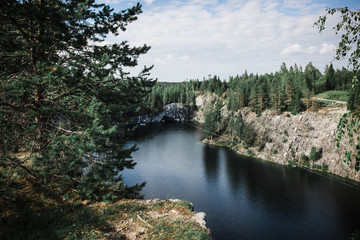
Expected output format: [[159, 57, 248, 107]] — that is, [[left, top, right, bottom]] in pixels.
[[194, 94, 360, 182], [133, 103, 194, 124]]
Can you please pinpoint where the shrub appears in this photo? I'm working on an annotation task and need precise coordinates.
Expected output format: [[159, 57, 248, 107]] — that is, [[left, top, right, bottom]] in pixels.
[[300, 154, 309, 165], [291, 149, 296, 158], [283, 138, 288, 143], [247, 149, 254, 156], [258, 143, 265, 152], [322, 164, 329, 171], [284, 130, 289, 137], [310, 147, 323, 161], [316, 148, 323, 160], [300, 154, 308, 161], [309, 147, 317, 161]]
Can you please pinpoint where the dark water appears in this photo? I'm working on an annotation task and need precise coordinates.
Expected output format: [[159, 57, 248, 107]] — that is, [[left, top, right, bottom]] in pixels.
[[123, 123, 360, 240]]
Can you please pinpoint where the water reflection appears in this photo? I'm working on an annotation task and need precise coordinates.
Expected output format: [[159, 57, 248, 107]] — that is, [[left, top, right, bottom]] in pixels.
[[202, 145, 219, 182]]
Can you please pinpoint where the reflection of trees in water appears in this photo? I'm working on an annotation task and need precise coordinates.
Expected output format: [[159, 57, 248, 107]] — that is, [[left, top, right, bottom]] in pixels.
[[202, 144, 219, 182], [224, 150, 244, 195], [223, 150, 307, 216]]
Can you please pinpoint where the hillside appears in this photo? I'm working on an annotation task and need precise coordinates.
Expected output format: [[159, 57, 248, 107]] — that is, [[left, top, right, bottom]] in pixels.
[[195, 94, 360, 182]]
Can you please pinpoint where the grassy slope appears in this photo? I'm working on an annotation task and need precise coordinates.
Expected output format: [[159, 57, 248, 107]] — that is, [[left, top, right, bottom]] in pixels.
[[0, 180, 211, 240]]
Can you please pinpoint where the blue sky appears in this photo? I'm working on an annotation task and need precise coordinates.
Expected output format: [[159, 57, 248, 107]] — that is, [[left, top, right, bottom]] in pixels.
[[98, 0, 360, 82]]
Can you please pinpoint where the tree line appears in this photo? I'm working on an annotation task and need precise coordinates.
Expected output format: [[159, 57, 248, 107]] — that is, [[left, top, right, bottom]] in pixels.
[[148, 62, 357, 115], [145, 62, 358, 146]]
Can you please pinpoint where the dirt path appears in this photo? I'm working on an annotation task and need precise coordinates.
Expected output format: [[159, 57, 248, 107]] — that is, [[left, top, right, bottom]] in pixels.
[[312, 97, 347, 105]]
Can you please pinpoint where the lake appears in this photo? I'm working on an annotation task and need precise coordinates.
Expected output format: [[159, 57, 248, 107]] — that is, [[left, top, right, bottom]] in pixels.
[[123, 122, 360, 240]]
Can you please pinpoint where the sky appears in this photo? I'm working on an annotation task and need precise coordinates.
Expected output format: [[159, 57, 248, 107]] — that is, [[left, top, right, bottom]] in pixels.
[[98, 0, 360, 82]]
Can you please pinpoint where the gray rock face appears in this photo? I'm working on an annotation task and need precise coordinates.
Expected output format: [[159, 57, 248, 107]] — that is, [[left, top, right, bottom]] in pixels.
[[133, 103, 194, 124], [194, 94, 360, 182]]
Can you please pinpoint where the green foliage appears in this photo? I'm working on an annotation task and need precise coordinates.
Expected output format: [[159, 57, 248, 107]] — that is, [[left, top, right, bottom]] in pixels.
[[322, 164, 329, 171], [316, 8, 360, 171], [311, 163, 323, 170], [203, 100, 222, 139], [247, 149, 254, 156], [288, 161, 298, 167], [344, 151, 352, 166], [1, 203, 106, 240], [258, 143, 266, 152], [316, 90, 349, 102], [309, 147, 323, 161], [325, 64, 336, 91], [0, 1, 155, 200], [315, 8, 360, 70], [150, 219, 211, 240], [348, 76, 360, 114], [309, 147, 317, 161], [291, 149, 296, 158], [300, 154, 309, 166], [336, 112, 360, 170]]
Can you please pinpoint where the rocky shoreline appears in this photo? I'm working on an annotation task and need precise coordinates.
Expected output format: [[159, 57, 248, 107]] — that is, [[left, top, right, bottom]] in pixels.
[[194, 94, 360, 183]]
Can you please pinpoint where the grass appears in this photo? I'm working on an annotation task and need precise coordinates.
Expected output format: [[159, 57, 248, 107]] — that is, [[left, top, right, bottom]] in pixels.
[[148, 219, 211, 240], [317, 90, 349, 102], [0, 180, 211, 240]]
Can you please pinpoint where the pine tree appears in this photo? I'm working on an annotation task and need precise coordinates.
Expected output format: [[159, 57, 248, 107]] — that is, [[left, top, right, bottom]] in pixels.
[[325, 63, 336, 91], [0, 1, 155, 200], [204, 102, 217, 139]]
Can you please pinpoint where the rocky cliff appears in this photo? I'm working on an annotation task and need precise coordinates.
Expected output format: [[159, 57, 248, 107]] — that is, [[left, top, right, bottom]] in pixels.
[[133, 103, 194, 124], [194, 94, 360, 182]]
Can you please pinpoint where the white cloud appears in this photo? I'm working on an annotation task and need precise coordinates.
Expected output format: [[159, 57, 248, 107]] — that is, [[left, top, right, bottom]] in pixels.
[[319, 43, 336, 54], [116, 0, 349, 82], [182, 55, 190, 60], [281, 44, 302, 55], [143, 0, 155, 4], [307, 46, 316, 53], [165, 54, 174, 60]]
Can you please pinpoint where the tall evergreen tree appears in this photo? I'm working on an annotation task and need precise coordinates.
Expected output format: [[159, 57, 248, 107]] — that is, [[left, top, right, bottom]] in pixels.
[[325, 63, 336, 91], [0, 0, 155, 200]]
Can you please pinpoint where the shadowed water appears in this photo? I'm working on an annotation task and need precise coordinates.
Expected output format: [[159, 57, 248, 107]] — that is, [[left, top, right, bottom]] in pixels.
[[123, 122, 360, 240]]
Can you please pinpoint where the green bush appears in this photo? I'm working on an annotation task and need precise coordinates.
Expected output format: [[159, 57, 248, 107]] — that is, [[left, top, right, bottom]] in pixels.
[[309, 147, 317, 161], [284, 130, 289, 137], [291, 149, 296, 158], [309, 147, 323, 161], [258, 143, 265, 152], [247, 149, 254, 156], [322, 164, 329, 171], [300, 154, 309, 162]]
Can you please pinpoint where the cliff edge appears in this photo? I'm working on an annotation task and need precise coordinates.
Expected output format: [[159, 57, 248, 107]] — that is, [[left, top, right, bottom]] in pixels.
[[195, 94, 360, 182]]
